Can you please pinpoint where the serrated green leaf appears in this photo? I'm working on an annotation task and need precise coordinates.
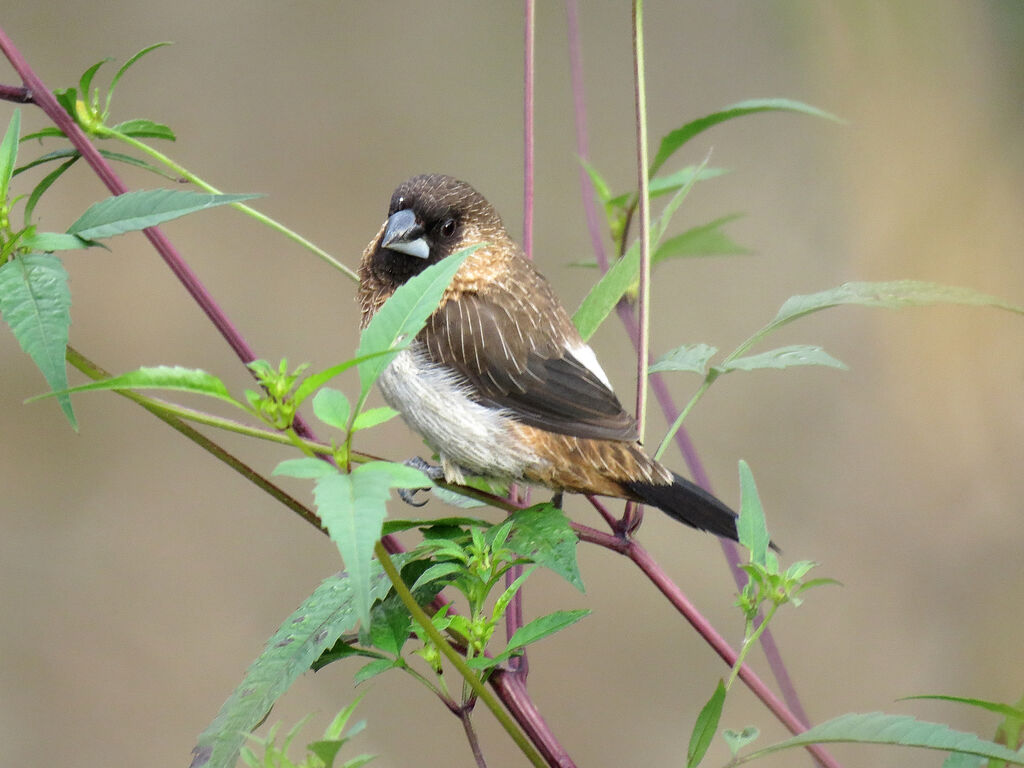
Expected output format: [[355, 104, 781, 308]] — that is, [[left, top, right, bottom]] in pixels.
[[650, 98, 841, 177], [352, 406, 399, 432], [21, 231, 96, 252], [312, 387, 351, 431], [688, 680, 726, 768], [27, 364, 237, 407], [313, 463, 428, 628], [1, 109, 21, 200], [0, 253, 75, 427], [311, 639, 385, 672], [190, 565, 400, 768], [272, 457, 336, 480], [356, 246, 477, 395], [737, 712, 1024, 765], [506, 503, 584, 591], [941, 752, 986, 768], [723, 345, 847, 373], [381, 517, 489, 536], [110, 118, 175, 140], [649, 343, 718, 375], [653, 214, 749, 264], [66, 189, 260, 239], [737, 460, 770, 567]]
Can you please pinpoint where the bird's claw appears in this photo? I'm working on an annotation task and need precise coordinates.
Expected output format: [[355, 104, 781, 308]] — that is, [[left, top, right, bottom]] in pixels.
[[398, 457, 445, 507]]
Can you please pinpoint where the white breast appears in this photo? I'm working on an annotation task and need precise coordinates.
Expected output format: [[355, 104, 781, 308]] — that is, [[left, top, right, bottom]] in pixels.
[[377, 343, 543, 484]]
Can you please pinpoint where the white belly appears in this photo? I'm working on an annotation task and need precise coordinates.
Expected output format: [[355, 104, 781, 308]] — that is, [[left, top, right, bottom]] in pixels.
[[377, 344, 543, 484]]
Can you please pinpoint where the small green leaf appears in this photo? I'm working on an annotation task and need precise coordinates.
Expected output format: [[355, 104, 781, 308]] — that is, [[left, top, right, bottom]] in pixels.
[[66, 189, 261, 240], [354, 658, 398, 686], [506, 503, 584, 591], [653, 214, 749, 263], [24, 156, 78, 224], [505, 609, 589, 654], [356, 246, 477, 396], [723, 345, 847, 373], [108, 42, 173, 106], [0, 253, 75, 428], [723, 726, 760, 756], [312, 387, 351, 430], [0, 109, 21, 200], [110, 118, 176, 140], [649, 343, 718, 375], [650, 98, 841, 177], [272, 457, 336, 480], [409, 561, 463, 592], [688, 680, 726, 768], [381, 517, 489, 536], [78, 58, 111, 107], [737, 712, 1024, 765], [605, 165, 729, 209], [352, 406, 400, 432], [737, 460, 770, 568], [27, 364, 237, 407], [580, 158, 612, 205]]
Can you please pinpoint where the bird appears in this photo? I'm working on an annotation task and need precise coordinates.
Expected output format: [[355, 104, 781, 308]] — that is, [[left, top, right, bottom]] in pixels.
[[357, 173, 739, 542]]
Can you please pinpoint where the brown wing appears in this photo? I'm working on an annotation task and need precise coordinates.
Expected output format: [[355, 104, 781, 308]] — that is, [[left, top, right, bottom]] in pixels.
[[421, 271, 639, 442]]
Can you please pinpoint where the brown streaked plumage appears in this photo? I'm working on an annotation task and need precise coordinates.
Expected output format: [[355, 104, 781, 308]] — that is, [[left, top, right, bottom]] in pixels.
[[358, 174, 739, 541]]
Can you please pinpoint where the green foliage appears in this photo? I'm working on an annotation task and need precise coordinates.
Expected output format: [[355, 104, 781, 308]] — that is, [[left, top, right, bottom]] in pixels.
[[191, 566, 403, 768], [0, 252, 75, 427], [732, 712, 1024, 765], [687, 680, 726, 768], [65, 188, 260, 239], [239, 695, 375, 768]]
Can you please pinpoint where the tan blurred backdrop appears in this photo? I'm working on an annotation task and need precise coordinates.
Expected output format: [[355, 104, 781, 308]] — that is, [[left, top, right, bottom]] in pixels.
[[2, 3, 1022, 767]]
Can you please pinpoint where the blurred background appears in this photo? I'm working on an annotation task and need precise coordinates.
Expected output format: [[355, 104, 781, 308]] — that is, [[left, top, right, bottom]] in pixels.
[[2, 3, 1022, 767]]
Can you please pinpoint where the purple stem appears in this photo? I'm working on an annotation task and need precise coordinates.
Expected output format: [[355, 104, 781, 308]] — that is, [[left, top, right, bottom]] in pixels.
[[563, 0, 820, 753], [572, 524, 841, 768]]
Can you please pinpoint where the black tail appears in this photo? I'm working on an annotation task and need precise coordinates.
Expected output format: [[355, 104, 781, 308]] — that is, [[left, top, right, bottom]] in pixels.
[[623, 472, 739, 542]]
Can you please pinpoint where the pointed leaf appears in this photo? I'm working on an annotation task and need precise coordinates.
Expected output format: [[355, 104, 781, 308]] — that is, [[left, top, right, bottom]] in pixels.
[[78, 58, 111, 104], [312, 387, 350, 430], [605, 165, 729, 209], [580, 159, 611, 205], [899, 695, 1024, 720], [190, 564, 401, 768], [353, 658, 398, 685], [738, 712, 1024, 765], [1, 109, 21, 200], [109, 43, 173, 99], [723, 345, 847, 373], [649, 343, 718, 375], [0, 253, 75, 427], [737, 460, 770, 567], [25, 156, 79, 224], [357, 245, 477, 394], [27, 365, 237, 407], [272, 457, 336, 480], [650, 98, 841, 177], [506, 503, 584, 591], [688, 680, 726, 768], [21, 232, 96, 252], [653, 214, 749, 263], [110, 118, 176, 140], [66, 189, 260, 239], [497, 609, 590, 662], [352, 406, 399, 432]]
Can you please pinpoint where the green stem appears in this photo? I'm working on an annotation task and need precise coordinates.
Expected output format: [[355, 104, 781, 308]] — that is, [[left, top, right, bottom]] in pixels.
[[631, 0, 652, 439], [725, 602, 779, 691], [374, 542, 546, 768], [652, 370, 718, 461], [103, 128, 359, 282]]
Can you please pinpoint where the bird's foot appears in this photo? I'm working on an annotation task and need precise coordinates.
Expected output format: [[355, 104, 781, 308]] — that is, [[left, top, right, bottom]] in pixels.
[[398, 456, 446, 507]]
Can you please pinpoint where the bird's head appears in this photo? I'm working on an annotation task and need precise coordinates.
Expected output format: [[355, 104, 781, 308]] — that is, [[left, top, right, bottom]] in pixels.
[[366, 174, 507, 285]]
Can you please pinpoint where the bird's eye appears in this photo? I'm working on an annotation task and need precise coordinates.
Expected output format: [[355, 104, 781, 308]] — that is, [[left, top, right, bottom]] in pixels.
[[440, 218, 457, 238]]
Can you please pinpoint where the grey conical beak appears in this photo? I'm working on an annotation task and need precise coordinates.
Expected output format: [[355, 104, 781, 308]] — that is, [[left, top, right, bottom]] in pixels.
[[381, 208, 430, 259]]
